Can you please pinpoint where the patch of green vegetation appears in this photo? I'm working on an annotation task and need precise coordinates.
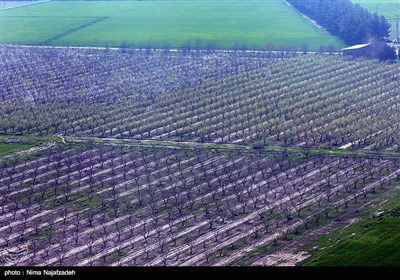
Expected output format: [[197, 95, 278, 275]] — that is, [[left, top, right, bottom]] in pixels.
[[0, 0, 343, 50], [388, 205, 400, 217], [0, 15, 91, 44], [264, 146, 283, 152], [36, 228, 61, 242], [325, 149, 354, 156], [303, 216, 400, 266], [142, 140, 171, 147], [0, 135, 63, 157], [223, 241, 243, 254], [235, 241, 283, 266], [302, 190, 400, 266], [203, 143, 238, 150], [0, 143, 32, 157], [286, 147, 303, 153], [74, 194, 102, 211], [106, 247, 128, 264], [352, 0, 399, 19], [180, 219, 195, 229]]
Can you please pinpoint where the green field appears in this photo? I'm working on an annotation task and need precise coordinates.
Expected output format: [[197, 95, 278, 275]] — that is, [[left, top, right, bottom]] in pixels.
[[352, 0, 399, 39], [0, 135, 56, 157], [353, 0, 399, 19], [0, 143, 31, 157], [303, 191, 400, 266], [0, 0, 343, 50]]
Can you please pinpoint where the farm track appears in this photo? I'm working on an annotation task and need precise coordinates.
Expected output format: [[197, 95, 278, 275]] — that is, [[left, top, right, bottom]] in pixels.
[[39, 17, 109, 45], [65, 136, 400, 161]]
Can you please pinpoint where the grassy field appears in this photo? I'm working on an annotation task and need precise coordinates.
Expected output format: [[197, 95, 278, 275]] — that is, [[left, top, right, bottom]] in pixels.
[[352, 0, 399, 39], [0, 143, 32, 157], [302, 189, 400, 266], [353, 0, 399, 19], [0, 135, 56, 157], [0, 0, 343, 50]]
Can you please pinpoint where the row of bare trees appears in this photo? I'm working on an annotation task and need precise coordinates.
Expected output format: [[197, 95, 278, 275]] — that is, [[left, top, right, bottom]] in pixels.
[[1, 143, 399, 266], [2, 47, 399, 151]]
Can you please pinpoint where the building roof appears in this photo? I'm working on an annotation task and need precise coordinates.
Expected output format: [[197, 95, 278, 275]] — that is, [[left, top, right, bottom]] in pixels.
[[341, 43, 371, 51]]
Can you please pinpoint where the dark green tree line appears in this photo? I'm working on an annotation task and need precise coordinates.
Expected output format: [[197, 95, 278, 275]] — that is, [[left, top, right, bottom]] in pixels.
[[287, 0, 390, 45]]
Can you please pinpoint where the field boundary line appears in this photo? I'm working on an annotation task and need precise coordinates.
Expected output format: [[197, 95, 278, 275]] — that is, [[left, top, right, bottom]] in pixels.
[[0, 0, 50, 12], [1, 16, 105, 19], [39, 16, 109, 45], [65, 136, 400, 160]]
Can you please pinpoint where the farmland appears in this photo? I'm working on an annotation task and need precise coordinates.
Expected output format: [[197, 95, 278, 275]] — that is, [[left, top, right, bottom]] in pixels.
[[302, 193, 400, 266], [1, 45, 400, 266], [0, 143, 31, 157], [0, 0, 343, 50], [1, 46, 399, 151], [352, 0, 400, 39], [352, 0, 399, 19], [1, 140, 400, 266]]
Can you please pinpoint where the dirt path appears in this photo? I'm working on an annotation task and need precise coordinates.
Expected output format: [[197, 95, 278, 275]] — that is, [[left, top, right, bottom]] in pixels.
[[65, 135, 400, 161]]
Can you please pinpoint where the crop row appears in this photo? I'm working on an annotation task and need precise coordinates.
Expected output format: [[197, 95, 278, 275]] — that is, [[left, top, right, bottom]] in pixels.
[[1, 144, 399, 265], [1, 47, 399, 151]]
